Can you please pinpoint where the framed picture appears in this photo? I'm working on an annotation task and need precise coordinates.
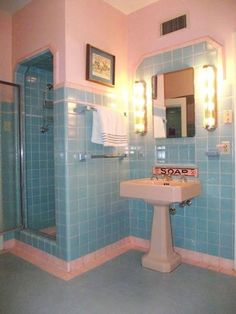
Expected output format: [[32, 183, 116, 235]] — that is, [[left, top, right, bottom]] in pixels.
[[86, 44, 115, 87]]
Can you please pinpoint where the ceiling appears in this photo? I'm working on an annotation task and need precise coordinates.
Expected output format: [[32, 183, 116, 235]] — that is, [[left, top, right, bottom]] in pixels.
[[0, 0, 160, 15], [103, 0, 160, 14], [0, 0, 31, 14]]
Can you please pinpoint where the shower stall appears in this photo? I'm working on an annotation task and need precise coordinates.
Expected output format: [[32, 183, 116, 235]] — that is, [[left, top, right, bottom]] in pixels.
[[0, 50, 56, 239], [20, 50, 56, 238]]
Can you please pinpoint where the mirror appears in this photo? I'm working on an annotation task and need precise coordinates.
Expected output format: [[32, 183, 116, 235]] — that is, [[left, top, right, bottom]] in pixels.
[[153, 67, 195, 138]]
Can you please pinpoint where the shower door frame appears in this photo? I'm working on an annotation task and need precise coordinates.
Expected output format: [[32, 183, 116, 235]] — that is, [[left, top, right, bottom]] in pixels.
[[234, 33, 236, 271], [0, 80, 24, 232]]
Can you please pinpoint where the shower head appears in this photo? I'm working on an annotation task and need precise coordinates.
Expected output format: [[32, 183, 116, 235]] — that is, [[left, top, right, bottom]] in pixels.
[[47, 83, 53, 90]]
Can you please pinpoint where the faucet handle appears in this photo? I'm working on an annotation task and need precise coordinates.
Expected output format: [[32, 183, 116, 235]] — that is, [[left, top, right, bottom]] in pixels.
[[180, 175, 187, 182], [162, 174, 173, 181], [150, 173, 158, 180]]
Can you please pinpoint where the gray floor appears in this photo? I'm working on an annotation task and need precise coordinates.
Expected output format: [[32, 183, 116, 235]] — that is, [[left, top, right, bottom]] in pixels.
[[0, 251, 236, 314]]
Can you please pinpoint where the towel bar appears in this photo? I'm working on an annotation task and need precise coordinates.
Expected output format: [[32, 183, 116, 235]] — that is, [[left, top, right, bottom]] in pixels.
[[73, 104, 127, 116], [74, 104, 97, 114], [78, 152, 127, 161]]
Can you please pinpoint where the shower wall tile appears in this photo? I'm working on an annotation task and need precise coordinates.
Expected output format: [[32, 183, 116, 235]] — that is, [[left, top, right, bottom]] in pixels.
[[15, 55, 56, 242], [3, 230, 16, 241], [23, 66, 55, 230], [130, 41, 235, 260], [0, 100, 21, 232], [13, 42, 234, 264]]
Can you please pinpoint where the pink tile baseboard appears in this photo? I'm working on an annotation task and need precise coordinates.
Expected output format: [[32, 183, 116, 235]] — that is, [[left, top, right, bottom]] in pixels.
[[128, 236, 236, 276], [4, 236, 236, 281], [4, 239, 16, 250], [5, 238, 133, 281]]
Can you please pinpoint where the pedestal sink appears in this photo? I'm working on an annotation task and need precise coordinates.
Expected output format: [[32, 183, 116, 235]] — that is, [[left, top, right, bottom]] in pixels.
[[120, 178, 201, 272]]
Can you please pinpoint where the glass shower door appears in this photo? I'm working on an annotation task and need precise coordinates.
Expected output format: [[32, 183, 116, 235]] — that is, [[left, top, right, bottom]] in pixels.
[[0, 81, 22, 233]]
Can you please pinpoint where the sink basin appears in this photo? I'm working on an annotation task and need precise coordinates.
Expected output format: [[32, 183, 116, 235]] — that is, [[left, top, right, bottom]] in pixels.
[[120, 178, 201, 205], [120, 177, 201, 273]]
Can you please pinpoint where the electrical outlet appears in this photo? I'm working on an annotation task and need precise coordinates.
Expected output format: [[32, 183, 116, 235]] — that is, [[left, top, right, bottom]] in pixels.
[[221, 141, 230, 154], [223, 110, 233, 124]]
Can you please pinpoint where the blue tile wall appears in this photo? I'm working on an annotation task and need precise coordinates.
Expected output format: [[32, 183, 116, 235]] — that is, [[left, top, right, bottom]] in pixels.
[[54, 87, 130, 260], [130, 41, 235, 260], [17, 84, 130, 261], [0, 100, 21, 232], [17, 229, 58, 256], [14, 52, 60, 259], [24, 66, 55, 230], [53, 99, 69, 259], [3, 230, 16, 241], [12, 43, 234, 263]]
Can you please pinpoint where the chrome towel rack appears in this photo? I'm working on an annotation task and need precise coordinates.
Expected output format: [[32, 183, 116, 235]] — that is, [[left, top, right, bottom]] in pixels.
[[78, 152, 127, 162], [73, 103, 127, 116], [73, 104, 97, 114]]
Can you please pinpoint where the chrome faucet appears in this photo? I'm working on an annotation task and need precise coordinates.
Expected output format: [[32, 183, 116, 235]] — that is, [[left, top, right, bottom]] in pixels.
[[162, 174, 173, 181], [150, 173, 159, 180], [180, 175, 187, 182]]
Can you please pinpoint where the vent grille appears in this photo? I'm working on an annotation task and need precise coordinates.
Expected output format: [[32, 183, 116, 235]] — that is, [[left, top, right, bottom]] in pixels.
[[161, 15, 187, 36]]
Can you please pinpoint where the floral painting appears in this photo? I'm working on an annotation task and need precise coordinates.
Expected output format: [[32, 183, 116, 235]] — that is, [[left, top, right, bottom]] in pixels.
[[86, 44, 115, 87]]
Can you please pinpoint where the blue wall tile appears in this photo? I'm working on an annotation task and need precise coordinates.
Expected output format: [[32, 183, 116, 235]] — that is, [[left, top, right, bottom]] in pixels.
[[130, 41, 235, 259], [11, 41, 234, 263], [23, 65, 55, 230]]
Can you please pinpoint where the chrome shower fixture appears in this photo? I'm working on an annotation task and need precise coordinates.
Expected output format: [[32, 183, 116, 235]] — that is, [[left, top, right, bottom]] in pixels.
[[47, 83, 53, 90], [40, 126, 49, 133]]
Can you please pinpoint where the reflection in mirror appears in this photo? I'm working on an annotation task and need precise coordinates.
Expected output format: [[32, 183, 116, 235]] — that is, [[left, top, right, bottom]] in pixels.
[[153, 67, 195, 138]]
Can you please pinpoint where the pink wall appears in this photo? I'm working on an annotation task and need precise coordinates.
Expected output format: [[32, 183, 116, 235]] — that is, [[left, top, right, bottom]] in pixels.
[[128, 0, 236, 75], [12, 0, 66, 85], [9, 0, 236, 88], [12, 0, 128, 91], [65, 0, 128, 91], [0, 11, 12, 81]]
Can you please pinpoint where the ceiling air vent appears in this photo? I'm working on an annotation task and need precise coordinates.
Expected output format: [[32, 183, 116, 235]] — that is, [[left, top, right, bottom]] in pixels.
[[161, 15, 187, 36]]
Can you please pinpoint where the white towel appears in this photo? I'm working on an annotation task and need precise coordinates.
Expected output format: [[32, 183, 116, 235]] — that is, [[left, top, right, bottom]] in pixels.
[[153, 115, 166, 138], [91, 106, 127, 147]]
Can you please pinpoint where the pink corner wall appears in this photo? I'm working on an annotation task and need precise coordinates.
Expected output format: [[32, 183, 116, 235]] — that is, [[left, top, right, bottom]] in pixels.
[[12, 0, 66, 85], [10, 0, 236, 88], [65, 0, 128, 92], [11, 0, 128, 92], [0, 10, 12, 81], [128, 0, 236, 75]]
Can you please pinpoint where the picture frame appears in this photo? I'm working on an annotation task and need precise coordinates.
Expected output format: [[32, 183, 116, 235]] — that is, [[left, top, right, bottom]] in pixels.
[[86, 44, 115, 87]]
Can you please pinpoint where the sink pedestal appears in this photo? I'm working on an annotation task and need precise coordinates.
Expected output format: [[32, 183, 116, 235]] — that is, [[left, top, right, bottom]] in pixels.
[[120, 177, 201, 272], [142, 204, 181, 273]]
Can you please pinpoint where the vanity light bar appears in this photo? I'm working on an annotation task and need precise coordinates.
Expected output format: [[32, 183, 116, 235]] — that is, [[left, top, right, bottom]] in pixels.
[[202, 65, 217, 131], [133, 80, 147, 134]]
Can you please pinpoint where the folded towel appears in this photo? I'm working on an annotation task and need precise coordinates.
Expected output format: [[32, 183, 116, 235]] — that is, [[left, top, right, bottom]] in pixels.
[[153, 115, 166, 138], [91, 106, 127, 147]]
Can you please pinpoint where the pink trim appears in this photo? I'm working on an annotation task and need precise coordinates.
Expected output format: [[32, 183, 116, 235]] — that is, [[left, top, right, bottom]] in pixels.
[[54, 81, 119, 97], [129, 236, 236, 276], [13, 44, 59, 83], [3, 239, 16, 250], [5, 236, 236, 281], [6, 239, 132, 281], [128, 236, 150, 251]]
